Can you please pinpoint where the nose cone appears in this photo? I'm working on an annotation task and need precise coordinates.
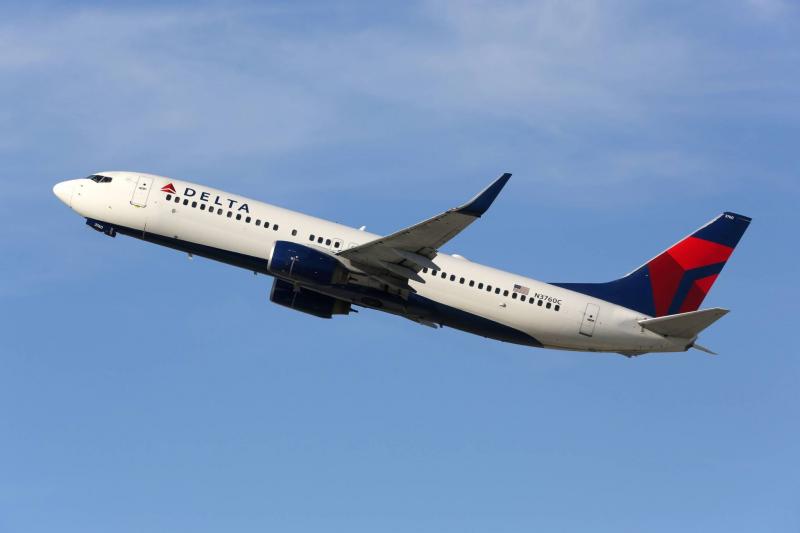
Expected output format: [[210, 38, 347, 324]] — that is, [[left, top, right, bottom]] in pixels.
[[53, 180, 74, 207]]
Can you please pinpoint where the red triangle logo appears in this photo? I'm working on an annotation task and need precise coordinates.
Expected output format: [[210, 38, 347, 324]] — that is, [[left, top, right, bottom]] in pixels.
[[161, 182, 177, 194]]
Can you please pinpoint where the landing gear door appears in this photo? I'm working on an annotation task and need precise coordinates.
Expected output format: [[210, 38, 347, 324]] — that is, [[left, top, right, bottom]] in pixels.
[[580, 303, 600, 337], [131, 176, 153, 207]]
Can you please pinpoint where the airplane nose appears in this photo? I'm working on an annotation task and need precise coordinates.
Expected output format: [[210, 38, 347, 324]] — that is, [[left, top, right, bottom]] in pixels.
[[53, 180, 74, 207]]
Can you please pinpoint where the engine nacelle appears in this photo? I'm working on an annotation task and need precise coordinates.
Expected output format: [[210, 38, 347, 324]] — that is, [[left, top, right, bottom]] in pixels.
[[268, 240, 346, 285], [270, 279, 351, 319]]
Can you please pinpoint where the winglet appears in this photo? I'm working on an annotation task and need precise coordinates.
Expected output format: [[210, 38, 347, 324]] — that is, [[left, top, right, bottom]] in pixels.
[[455, 172, 512, 217]]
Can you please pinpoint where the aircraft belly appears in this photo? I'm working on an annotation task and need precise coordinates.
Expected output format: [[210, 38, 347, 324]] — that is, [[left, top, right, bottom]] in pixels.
[[409, 283, 542, 347]]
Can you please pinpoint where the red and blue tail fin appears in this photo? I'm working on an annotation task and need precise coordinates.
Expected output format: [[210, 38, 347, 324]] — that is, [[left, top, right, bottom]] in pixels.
[[553, 212, 751, 317]]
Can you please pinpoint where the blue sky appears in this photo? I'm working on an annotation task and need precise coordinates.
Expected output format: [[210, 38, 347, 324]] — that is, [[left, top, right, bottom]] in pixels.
[[1, 1, 798, 531]]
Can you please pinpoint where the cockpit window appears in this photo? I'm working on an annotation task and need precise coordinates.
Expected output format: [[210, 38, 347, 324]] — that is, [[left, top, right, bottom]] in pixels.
[[87, 175, 113, 183]]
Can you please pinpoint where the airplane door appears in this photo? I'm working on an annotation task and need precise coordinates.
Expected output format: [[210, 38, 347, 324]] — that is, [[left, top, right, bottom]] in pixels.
[[580, 303, 600, 337], [130, 176, 153, 207]]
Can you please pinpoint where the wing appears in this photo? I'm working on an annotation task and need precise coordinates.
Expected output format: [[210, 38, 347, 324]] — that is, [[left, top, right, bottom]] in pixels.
[[338, 173, 511, 292]]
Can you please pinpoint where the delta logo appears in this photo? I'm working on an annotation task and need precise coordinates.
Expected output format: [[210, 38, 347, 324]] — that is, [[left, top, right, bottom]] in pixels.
[[161, 182, 250, 213]]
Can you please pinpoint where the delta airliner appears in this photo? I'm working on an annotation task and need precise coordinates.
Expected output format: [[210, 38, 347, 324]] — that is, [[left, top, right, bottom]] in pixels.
[[53, 172, 751, 356]]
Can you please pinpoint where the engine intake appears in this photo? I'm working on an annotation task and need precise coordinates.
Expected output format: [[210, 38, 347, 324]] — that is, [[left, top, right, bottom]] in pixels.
[[270, 279, 351, 318], [268, 240, 346, 285]]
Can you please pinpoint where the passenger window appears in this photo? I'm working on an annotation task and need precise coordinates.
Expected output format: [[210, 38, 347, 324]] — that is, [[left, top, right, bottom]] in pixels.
[[200, 204, 206, 211], [192, 201, 197, 208], [334, 241, 340, 248], [292, 229, 297, 236], [459, 277, 465, 284], [236, 214, 242, 220], [529, 298, 534, 304], [478, 283, 483, 289], [469, 280, 475, 287], [487, 285, 492, 292], [503, 290, 509, 297], [174, 197, 180, 203], [183, 199, 189, 206], [246, 216, 251, 223], [318, 237, 323, 243], [422, 267, 428, 273], [441, 272, 446, 279], [554, 305, 560, 312], [256, 220, 261, 226], [166, 194, 172, 201], [546, 302, 552, 309], [537, 300, 543, 306], [520, 295, 526, 302], [494, 287, 500, 294], [512, 292, 517, 299], [217, 208, 223, 215], [309, 234, 314, 241], [227, 211, 233, 218], [273, 225, 279, 231], [326, 239, 331, 245], [450, 275, 456, 281]]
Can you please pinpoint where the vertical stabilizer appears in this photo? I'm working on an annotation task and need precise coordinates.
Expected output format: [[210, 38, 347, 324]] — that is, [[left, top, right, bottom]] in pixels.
[[553, 212, 751, 317]]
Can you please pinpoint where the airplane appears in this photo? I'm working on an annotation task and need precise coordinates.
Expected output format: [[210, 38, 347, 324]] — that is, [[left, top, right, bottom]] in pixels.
[[52, 171, 751, 356]]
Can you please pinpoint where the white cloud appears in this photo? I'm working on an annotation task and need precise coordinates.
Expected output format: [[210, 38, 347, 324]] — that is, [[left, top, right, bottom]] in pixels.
[[0, 0, 796, 295], [280, 0, 694, 129], [0, 1, 719, 166], [0, 7, 340, 167], [744, 0, 790, 18], [0, 1, 794, 193]]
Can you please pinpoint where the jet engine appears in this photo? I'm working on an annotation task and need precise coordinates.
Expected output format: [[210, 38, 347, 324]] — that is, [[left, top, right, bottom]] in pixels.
[[268, 240, 347, 285], [270, 278, 351, 318]]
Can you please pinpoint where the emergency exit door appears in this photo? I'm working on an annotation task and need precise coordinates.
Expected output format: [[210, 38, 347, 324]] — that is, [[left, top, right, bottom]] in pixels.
[[130, 176, 153, 207], [580, 303, 600, 337]]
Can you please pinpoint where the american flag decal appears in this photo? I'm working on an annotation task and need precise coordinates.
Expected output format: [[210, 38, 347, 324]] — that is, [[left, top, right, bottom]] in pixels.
[[513, 284, 529, 296]]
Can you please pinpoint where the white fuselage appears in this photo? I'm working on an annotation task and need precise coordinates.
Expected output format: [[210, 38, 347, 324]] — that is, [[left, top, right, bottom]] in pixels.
[[54, 171, 691, 355]]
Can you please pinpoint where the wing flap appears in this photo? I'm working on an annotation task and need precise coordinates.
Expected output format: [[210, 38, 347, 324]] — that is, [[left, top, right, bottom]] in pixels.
[[379, 260, 425, 283], [389, 248, 440, 270]]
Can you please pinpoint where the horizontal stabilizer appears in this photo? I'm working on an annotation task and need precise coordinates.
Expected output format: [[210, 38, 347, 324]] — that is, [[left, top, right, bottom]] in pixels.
[[638, 308, 729, 338], [691, 343, 718, 355]]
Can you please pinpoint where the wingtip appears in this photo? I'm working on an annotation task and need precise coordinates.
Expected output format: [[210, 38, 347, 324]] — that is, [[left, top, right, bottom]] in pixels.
[[456, 172, 512, 217]]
